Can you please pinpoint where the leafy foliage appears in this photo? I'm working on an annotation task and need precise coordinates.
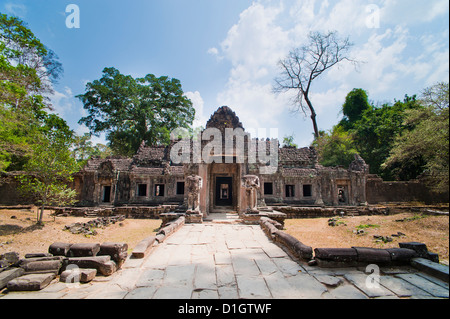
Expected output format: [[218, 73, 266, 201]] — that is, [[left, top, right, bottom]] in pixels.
[[350, 95, 424, 179], [339, 88, 372, 130], [384, 83, 449, 191], [313, 126, 359, 167], [77, 67, 195, 156]]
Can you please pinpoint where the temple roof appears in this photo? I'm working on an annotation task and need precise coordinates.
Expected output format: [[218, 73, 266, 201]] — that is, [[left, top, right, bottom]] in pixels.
[[205, 106, 244, 131]]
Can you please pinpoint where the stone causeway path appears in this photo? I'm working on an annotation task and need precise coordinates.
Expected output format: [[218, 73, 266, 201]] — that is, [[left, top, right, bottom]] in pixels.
[[1, 219, 449, 299]]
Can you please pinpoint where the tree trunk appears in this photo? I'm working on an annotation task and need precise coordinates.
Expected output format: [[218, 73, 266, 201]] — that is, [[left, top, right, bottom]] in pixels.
[[305, 95, 320, 139], [38, 204, 45, 225]]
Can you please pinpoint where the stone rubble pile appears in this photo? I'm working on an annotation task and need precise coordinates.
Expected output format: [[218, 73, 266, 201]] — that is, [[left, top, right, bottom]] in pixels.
[[0, 241, 127, 292], [64, 215, 125, 236]]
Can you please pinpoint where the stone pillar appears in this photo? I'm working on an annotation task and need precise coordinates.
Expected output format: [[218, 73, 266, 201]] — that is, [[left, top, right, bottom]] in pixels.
[[241, 175, 260, 213]]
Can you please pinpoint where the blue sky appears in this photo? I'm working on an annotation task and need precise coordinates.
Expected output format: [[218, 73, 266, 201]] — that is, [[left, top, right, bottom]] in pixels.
[[2, 0, 449, 147]]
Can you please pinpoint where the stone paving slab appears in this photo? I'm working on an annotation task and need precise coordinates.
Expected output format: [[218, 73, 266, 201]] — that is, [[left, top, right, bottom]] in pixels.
[[1, 222, 448, 299]]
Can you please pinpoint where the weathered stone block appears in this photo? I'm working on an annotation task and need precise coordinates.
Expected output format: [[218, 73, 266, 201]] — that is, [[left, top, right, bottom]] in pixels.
[[68, 243, 101, 257], [7, 273, 56, 291], [411, 258, 449, 283], [399, 242, 429, 258], [293, 241, 314, 260], [20, 260, 62, 275], [0, 267, 24, 290], [386, 248, 417, 263], [24, 253, 53, 259], [353, 247, 392, 265], [49, 242, 72, 256], [132, 237, 156, 259], [314, 248, 358, 262], [273, 230, 313, 260], [99, 242, 128, 267], [60, 268, 97, 283], [0, 252, 20, 267], [64, 256, 117, 276], [155, 233, 166, 243]]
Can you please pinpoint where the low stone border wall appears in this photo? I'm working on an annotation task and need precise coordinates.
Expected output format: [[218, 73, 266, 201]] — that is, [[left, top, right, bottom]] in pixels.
[[131, 216, 185, 259], [53, 205, 179, 219], [260, 217, 313, 261], [259, 217, 444, 274], [1, 242, 127, 292], [274, 205, 390, 219]]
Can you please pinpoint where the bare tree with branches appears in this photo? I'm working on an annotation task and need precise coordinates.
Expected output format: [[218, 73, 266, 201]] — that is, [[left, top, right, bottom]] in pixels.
[[274, 31, 356, 139]]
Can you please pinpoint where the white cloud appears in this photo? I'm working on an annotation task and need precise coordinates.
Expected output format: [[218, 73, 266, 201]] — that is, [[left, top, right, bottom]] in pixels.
[[212, 0, 449, 146], [207, 47, 219, 56], [185, 91, 208, 128], [48, 86, 74, 117], [4, 3, 27, 18]]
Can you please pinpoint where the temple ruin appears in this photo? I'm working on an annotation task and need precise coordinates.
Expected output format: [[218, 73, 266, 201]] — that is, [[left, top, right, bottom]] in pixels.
[[71, 106, 370, 216]]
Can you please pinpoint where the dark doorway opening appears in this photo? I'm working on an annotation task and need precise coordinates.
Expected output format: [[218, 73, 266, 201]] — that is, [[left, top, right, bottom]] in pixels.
[[215, 177, 233, 207], [102, 186, 111, 203]]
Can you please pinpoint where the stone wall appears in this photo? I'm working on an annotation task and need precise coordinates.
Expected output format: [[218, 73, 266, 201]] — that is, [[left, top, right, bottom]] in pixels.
[[52, 205, 179, 219], [366, 175, 449, 204]]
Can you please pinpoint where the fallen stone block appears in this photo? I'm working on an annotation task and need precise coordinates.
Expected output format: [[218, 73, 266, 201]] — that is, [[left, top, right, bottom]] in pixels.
[[0, 268, 25, 290], [0, 252, 20, 268], [99, 242, 128, 267], [132, 237, 156, 259], [155, 233, 166, 243], [24, 253, 53, 259], [260, 217, 283, 230], [7, 273, 56, 291], [353, 247, 392, 265], [49, 242, 73, 256], [64, 256, 117, 276], [158, 224, 176, 237], [68, 243, 101, 257], [60, 268, 97, 284], [19, 260, 62, 275]]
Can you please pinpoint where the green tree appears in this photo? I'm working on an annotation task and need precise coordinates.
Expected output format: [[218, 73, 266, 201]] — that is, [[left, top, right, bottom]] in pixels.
[[339, 88, 372, 130], [383, 82, 449, 190], [282, 134, 298, 148], [313, 126, 359, 167], [1, 14, 63, 172], [0, 13, 62, 99], [351, 95, 424, 179], [77, 67, 195, 156], [72, 133, 112, 166], [17, 119, 79, 225]]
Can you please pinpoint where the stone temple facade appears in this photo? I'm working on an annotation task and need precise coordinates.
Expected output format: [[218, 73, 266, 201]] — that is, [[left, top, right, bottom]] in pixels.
[[73, 106, 370, 216]]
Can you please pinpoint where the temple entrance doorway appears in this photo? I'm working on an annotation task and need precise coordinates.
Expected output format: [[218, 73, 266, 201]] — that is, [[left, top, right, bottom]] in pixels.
[[215, 177, 233, 207]]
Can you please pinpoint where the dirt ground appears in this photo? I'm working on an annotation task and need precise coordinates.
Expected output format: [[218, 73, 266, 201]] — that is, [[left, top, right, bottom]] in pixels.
[[284, 213, 449, 265], [0, 208, 161, 257], [1, 208, 449, 266]]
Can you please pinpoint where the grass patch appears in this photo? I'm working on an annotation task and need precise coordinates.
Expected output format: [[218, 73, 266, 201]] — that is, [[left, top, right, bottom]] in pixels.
[[356, 224, 380, 230], [395, 214, 426, 222]]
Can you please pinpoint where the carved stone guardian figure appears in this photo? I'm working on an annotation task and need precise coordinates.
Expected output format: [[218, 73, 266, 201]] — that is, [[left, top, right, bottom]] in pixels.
[[242, 175, 260, 213], [186, 175, 202, 214]]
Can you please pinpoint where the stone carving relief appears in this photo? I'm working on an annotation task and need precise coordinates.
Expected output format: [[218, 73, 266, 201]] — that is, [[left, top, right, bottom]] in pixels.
[[242, 175, 260, 213], [186, 175, 202, 214]]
